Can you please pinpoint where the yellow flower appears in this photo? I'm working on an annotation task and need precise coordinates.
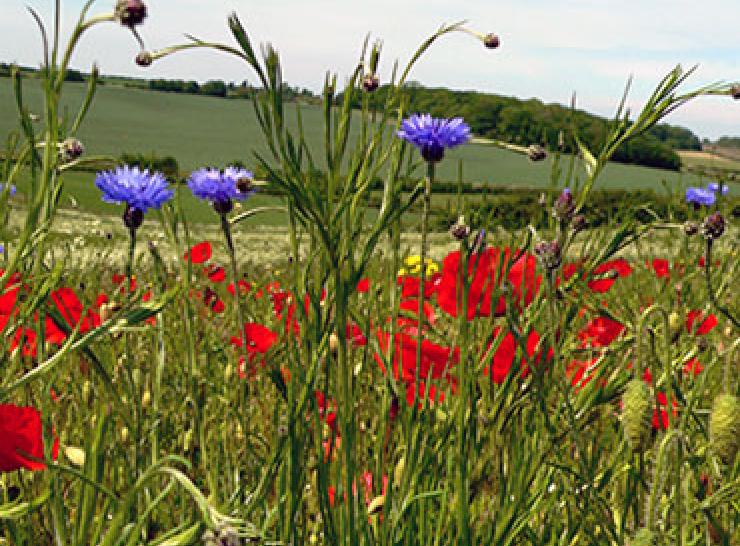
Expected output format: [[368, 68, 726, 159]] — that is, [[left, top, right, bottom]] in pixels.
[[398, 255, 439, 276]]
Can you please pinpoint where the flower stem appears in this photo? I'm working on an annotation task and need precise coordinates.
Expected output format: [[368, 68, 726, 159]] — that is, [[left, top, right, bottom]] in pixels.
[[220, 213, 246, 356]]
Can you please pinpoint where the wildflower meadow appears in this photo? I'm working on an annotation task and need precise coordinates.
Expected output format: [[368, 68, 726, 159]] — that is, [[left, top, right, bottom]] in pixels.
[[0, 2, 739, 545]]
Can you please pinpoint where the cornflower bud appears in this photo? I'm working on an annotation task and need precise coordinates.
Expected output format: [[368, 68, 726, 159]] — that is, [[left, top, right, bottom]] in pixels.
[[527, 144, 547, 162], [450, 216, 470, 240], [553, 188, 575, 221], [622, 379, 652, 452], [483, 33, 501, 49], [572, 214, 587, 233], [123, 205, 143, 230], [534, 240, 561, 271], [115, 0, 147, 28], [60, 138, 85, 162], [362, 73, 379, 93], [709, 394, 739, 464], [135, 51, 153, 67], [701, 212, 725, 240]]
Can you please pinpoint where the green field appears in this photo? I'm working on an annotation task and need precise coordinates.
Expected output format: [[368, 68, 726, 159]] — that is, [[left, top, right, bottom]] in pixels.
[[1, 78, 697, 194]]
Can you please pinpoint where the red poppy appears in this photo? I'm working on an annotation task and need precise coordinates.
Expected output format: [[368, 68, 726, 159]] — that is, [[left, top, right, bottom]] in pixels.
[[482, 328, 550, 384], [566, 358, 599, 391], [686, 310, 718, 336], [227, 280, 252, 297], [394, 298, 436, 337], [374, 329, 459, 386], [437, 247, 540, 320], [231, 322, 279, 353], [397, 272, 442, 299], [577, 316, 625, 348], [112, 273, 137, 293], [204, 264, 226, 283], [587, 259, 633, 293], [648, 259, 670, 279], [346, 322, 368, 347], [652, 392, 678, 430], [45, 288, 100, 345], [683, 358, 703, 376], [203, 287, 225, 314], [0, 404, 59, 472], [184, 241, 212, 264], [356, 278, 370, 293], [314, 390, 338, 432], [10, 327, 38, 358]]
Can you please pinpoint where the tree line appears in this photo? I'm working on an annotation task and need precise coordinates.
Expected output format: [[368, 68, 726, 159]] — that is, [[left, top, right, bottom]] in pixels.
[[339, 84, 702, 171]]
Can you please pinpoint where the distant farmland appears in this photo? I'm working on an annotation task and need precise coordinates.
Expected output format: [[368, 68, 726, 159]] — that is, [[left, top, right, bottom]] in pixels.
[[0, 79, 700, 190]]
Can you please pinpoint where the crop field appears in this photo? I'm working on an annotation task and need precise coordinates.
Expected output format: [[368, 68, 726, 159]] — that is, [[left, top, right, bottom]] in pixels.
[[0, 79, 694, 191], [1, 3, 739, 546]]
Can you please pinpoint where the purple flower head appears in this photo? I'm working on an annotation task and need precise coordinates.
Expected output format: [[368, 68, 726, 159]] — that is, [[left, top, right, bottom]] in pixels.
[[707, 182, 729, 195], [94, 165, 173, 213], [187, 166, 254, 213], [397, 114, 471, 162], [0, 183, 17, 197], [685, 187, 716, 208]]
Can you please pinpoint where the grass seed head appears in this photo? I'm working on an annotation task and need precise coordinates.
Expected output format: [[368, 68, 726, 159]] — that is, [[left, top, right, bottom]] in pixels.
[[709, 394, 739, 464], [622, 379, 652, 452]]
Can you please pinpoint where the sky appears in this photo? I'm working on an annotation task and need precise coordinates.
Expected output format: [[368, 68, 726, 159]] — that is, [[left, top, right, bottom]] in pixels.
[[1, 0, 739, 140]]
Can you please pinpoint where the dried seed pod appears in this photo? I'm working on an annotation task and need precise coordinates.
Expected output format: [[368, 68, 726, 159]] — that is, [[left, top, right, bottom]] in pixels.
[[709, 394, 739, 464], [622, 379, 652, 452]]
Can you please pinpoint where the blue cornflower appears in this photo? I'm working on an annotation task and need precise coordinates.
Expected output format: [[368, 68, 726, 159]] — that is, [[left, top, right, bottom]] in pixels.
[[707, 182, 729, 195], [0, 183, 17, 197], [95, 165, 173, 213], [187, 166, 254, 214], [397, 114, 471, 162], [95, 165, 173, 229], [685, 186, 716, 207]]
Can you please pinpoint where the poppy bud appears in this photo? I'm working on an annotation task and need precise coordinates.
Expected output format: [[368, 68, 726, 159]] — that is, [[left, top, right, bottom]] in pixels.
[[362, 73, 380, 93], [622, 379, 652, 452], [183, 429, 194, 452], [367, 495, 385, 515], [709, 394, 739, 464], [701, 212, 725, 240], [135, 51, 153, 67], [527, 144, 547, 162], [82, 380, 92, 405], [115, 0, 147, 27], [483, 33, 500, 49], [630, 528, 656, 546], [123, 205, 143, 230], [120, 426, 129, 443], [668, 311, 682, 337], [64, 446, 86, 467], [394, 455, 405, 486], [141, 389, 151, 408], [60, 138, 85, 162], [329, 333, 340, 353]]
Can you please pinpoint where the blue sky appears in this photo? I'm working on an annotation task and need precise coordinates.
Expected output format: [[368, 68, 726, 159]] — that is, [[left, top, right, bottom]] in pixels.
[[2, 0, 739, 139]]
